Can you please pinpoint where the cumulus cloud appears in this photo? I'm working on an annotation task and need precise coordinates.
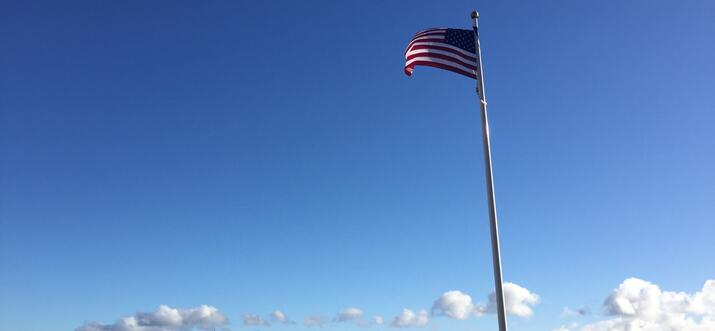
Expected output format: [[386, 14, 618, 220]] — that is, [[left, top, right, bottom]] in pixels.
[[304, 315, 328, 328], [691, 280, 715, 315], [571, 278, 715, 331], [430, 284, 539, 321], [373, 316, 384, 325], [75, 305, 228, 331], [244, 314, 270, 326], [391, 309, 429, 328], [270, 310, 295, 325], [336, 307, 364, 323], [431, 290, 481, 319], [487, 282, 540, 318]]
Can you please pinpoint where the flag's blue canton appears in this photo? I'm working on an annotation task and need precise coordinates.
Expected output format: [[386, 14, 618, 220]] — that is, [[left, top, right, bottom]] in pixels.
[[444, 29, 476, 53]]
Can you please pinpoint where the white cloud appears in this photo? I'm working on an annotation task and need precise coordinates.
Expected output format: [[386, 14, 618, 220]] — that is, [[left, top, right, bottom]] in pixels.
[[431, 290, 481, 320], [75, 305, 228, 331], [487, 282, 540, 318], [270, 310, 295, 324], [691, 280, 715, 315], [572, 278, 715, 331], [430, 284, 539, 321], [304, 315, 328, 328], [373, 316, 384, 325], [336, 307, 364, 323], [391, 309, 429, 328], [244, 314, 270, 326]]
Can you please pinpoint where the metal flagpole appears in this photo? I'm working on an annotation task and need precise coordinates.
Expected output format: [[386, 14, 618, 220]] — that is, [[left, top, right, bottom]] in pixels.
[[471, 10, 509, 331]]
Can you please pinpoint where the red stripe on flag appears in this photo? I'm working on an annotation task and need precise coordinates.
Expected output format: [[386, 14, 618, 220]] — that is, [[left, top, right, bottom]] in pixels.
[[406, 44, 478, 63], [405, 38, 446, 53], [405, 53, 478, 71], [405, 61, 477, 79]]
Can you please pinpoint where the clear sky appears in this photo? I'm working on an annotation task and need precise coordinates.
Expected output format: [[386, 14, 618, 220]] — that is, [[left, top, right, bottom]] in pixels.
[[1, 1, 714, 331]]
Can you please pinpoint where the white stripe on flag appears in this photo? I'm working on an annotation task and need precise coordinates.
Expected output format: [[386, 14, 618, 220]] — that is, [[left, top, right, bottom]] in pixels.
[[405, 56, 476, 75]]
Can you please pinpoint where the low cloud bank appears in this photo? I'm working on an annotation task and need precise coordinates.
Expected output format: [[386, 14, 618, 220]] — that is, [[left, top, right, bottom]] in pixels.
[[76, 305, 228, 331], [243, 314, 269, 326], [76, 284, 542, 330], [560, 278, 715, 331], [270, 310, 296, 324], [430, 282, 539, 321], [336, 307, 364, 323], [304, 315, 328, 327], [391, 309, 429, 328]]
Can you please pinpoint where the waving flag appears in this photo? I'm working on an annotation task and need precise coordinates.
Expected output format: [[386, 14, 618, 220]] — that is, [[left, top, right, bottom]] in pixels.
[[404, 28, 478, 79], [403, 12, 510, 331]]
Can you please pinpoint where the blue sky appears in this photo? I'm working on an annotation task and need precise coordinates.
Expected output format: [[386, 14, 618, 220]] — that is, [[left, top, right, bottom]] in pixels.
[[1, 1, 714, 331]]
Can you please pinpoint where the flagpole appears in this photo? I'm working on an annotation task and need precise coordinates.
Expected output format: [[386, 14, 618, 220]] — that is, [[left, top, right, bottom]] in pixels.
[[472, 10, 508, 331]]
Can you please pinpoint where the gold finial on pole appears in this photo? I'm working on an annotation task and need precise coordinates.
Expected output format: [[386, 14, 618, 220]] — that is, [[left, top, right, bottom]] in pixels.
[[471, 11, 479, 28]]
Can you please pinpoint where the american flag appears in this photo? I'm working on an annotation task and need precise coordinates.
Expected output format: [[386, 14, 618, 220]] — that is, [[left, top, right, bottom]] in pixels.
[[404, 28, 478, 79]]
